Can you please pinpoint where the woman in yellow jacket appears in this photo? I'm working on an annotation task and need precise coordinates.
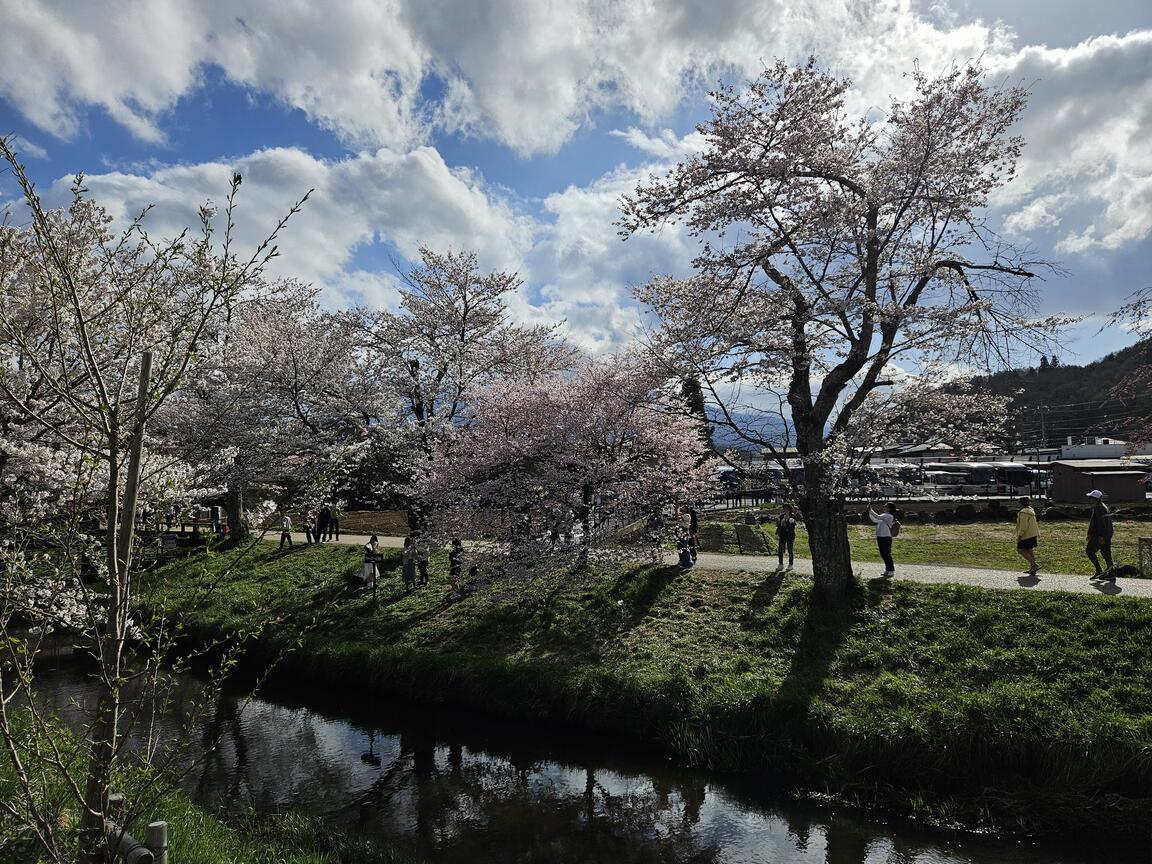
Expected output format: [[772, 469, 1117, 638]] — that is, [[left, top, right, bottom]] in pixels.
[[1015, 496, 1040, 576]]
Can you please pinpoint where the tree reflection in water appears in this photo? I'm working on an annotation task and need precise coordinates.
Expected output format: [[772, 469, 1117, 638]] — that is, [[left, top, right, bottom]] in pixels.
[[33, 664, 1127, 864]]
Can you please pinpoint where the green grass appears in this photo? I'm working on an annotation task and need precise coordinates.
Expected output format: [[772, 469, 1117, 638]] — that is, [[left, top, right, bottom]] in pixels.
[[138, 540, 1152, 839], [157, 798, 420, 864], [702, 515, 1150, 574]]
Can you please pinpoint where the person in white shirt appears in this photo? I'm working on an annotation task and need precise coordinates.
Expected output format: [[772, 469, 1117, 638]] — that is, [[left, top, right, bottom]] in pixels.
[[278, 512, 293, 549], [362, 535, 380, 587], [868, 501, 897, 577]]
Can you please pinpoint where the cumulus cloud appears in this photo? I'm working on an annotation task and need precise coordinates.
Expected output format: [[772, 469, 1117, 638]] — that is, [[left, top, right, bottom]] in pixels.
[[524, 162, 699, 352], [993, 31, 1152, 255], [42, 142, 700, 353], [53, 146, 534, 305], [2, 0, 1014, 155], [609, 127, 707, 160], [5, 1, 1149, 351]]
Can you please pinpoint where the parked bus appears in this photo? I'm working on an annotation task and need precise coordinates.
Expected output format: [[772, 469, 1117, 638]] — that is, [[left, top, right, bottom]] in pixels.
[[989, 462, 1034, 493]]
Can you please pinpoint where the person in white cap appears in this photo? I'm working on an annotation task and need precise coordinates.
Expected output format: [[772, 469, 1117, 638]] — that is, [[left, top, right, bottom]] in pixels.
[[1085, 490, 1114, 579]]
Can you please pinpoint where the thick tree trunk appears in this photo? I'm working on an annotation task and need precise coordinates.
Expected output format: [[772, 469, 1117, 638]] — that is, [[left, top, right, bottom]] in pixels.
[[800, 482, 853, 606], [225, 481, 247, 538]]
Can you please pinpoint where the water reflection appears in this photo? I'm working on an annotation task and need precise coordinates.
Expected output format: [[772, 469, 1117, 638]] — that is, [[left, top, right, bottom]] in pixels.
[[34, 666, 1140, 864]]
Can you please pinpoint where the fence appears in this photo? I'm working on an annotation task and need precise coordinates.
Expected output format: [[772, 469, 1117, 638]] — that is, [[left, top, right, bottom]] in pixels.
[[105, 793, 167, 863]]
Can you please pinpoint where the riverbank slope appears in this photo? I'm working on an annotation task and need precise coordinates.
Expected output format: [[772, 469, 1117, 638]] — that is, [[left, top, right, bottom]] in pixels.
[[143, 542, 1152, 841]]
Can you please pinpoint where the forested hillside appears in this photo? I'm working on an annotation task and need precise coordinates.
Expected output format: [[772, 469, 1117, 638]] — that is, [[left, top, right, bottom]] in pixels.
[[972, 338, 1152, 447]]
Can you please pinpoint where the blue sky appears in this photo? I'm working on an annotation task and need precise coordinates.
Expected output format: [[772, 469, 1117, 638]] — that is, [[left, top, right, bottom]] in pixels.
[[2, 0, 1149, 364]]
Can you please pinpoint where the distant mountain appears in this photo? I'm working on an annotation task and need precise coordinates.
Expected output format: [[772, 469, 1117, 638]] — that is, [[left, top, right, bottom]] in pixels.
[[695, 338, 1152, 455], [971, 338, 1152, 448], [706, 410, 789, 453]]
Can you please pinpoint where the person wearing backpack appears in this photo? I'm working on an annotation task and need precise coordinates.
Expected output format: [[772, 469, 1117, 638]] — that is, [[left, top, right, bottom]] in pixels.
[[1085, 490, 1115, 579], [868, 501, 899, 577]]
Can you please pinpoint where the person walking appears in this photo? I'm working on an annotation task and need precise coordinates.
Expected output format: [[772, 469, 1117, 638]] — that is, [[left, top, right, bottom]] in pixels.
[[1085, 490, 1115, 580], [328, 503, 341, 541], [868, 501, 897, 577], [1015, 496, 1040, 576], [278, 511, 293, 549], [401, 536, 417, 592], [776, 504, 797, 571], [302, 510, 316, 544], [316, 504, 331, 543]]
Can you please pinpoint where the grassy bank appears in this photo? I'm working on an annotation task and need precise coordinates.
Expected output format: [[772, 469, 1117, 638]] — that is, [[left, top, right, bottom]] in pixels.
[[142, 542, 1152, 840], [705, 515, 1148, 575], [159, 799, 419, 864]]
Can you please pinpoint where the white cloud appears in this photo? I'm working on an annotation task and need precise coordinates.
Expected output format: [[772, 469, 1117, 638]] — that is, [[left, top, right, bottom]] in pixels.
[[993, 31, 1152, 255], [40, 143, 694, 353], [609, 127, 706, 160], [55, 146, 534, 306], [0, 0, 1015, 155], [3, 134, 49, 161], [7, 2, 1149, 352], [524, 162, 699, 352]]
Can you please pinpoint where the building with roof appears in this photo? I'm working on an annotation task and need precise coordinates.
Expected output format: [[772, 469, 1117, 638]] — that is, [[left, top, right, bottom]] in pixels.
[[1060, 437, 1152, 460], [1048, 460, 1150, 503]]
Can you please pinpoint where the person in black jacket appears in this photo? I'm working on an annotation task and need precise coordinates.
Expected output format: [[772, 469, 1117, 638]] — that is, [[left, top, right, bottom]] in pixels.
[[1085, 490, 1114, 579], [776, 504, 797, 571], [316, 504, 331, 543]]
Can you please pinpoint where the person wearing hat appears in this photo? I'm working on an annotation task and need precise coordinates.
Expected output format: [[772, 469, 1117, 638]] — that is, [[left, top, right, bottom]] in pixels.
[[1085, 490, 1114, 579]]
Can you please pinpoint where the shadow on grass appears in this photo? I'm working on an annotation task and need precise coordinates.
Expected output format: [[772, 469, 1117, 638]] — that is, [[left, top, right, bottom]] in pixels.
[[612, 564, 682, 626], [773, 582, 862, 713], [744, 571, 785, 621]]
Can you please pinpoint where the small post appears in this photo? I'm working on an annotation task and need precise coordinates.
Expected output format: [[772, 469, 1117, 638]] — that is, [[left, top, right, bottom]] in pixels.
[[147, 821, 168, 864], [107, 793, 124, 822]]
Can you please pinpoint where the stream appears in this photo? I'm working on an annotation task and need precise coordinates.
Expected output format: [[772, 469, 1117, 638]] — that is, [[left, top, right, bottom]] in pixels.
[[32, 656, 1145, 863]]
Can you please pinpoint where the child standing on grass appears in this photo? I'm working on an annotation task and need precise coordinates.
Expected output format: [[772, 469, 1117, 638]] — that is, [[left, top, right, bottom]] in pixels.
[[1015, 496, 1040, 576], [868, 501, 897, 577]]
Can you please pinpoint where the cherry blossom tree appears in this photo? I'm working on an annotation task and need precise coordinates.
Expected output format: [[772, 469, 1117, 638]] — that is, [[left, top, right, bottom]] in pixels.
[[419, 354, 718, 585], [0, 138, 308, 863], [1109, 289, 1152, 446], [344, 248, 575, 527], [163, 280, 386, 535], [620, 60, 1062, 603]]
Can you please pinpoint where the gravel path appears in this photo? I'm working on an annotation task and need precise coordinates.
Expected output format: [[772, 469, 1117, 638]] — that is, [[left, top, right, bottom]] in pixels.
[[280, 531, 1152, 599]]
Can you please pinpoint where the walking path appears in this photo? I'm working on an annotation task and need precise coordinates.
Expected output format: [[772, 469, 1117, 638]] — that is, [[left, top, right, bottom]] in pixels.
[[281, 532, 1152, 599]]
